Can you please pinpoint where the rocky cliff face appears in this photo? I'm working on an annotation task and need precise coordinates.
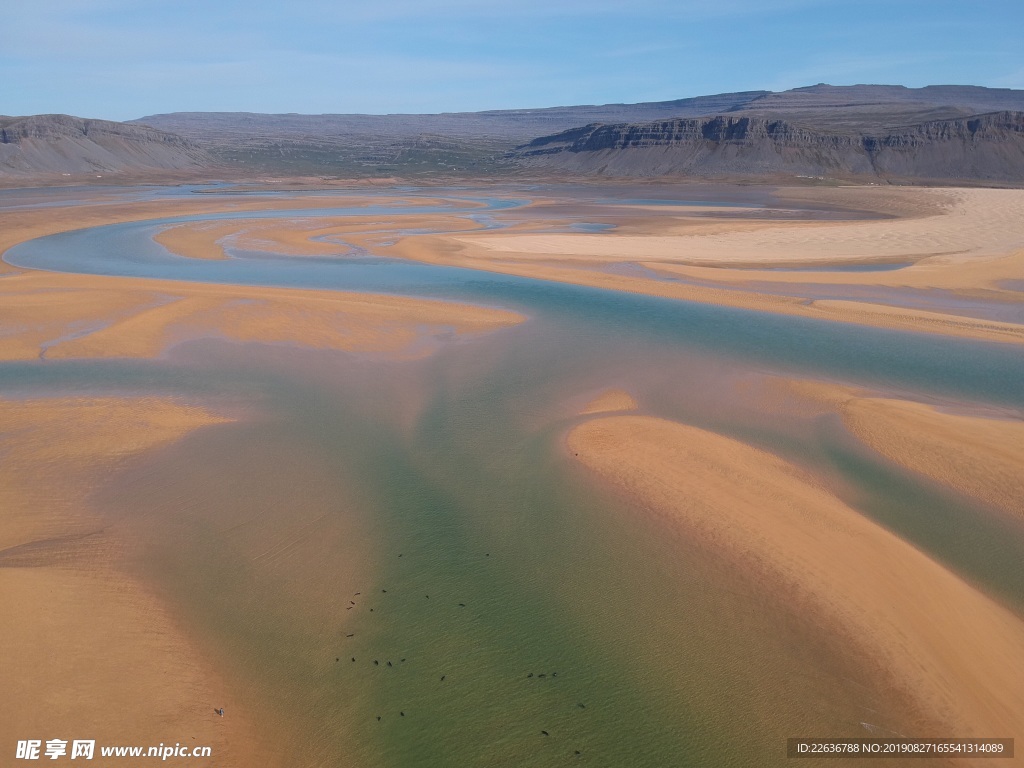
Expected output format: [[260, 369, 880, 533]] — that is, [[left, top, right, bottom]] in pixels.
[[512, 111, 1024, 182], [0, 114, 213, 177]]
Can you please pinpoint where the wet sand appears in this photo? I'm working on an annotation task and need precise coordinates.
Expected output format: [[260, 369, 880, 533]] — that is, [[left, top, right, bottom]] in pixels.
[[567, 413, 1024, 744]]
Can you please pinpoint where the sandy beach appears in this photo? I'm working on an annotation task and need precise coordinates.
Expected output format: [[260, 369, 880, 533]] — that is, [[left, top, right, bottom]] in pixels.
[[568, 413, 1024, 746]]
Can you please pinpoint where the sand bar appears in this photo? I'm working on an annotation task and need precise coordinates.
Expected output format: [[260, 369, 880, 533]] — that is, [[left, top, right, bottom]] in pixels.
[[0, 271, 524, 361], [758, 377, 1024, 518], [0, 191, 465, 273], [387, 187, 1024, 344], [152, 214, 484, 261], [568, 414, 1024, 743]]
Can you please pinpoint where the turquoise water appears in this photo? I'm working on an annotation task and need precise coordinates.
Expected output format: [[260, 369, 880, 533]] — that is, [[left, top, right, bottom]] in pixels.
[[3, 187, 1021, 767]]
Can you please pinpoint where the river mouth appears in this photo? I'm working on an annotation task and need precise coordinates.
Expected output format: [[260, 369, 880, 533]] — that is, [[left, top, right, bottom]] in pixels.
[[3, 182, 1022, 767]]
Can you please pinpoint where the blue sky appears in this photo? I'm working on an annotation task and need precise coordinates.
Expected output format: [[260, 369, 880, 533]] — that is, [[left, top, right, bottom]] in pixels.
[[2, 0, 1022, 120]]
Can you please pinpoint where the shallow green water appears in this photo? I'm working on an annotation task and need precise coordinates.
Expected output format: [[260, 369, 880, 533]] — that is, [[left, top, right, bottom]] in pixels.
[[4, 186, 1021, 766]]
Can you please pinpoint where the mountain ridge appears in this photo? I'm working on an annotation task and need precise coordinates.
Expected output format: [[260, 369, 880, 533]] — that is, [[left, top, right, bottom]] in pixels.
[[0, 114, 213, 178], [511, 110, 1024, 181], [5, 84, 1024, 182]]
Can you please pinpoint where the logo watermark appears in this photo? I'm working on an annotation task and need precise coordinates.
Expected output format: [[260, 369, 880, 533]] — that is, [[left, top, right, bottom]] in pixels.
[[15, 739, 211, 761]]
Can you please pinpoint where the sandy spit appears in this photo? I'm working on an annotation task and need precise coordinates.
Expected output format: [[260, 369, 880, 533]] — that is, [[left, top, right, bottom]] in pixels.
[[568, 414, 1024, 745]]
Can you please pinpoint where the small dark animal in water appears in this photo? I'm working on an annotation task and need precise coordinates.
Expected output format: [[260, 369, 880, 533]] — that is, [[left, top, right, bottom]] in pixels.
[[382, 589, 387, 593], [527, 673, 533, 678], [538, 674, 546, 678], [335, 658, 339, 662], [374, 660, 379, 666], [377, 716, 381, 722], [577, 703, 586, 709], [346, 634, 354, 638], [541, 730, 549, 736], [458, 603, 465, 607], [387, 661, 393, 667], [400, 711, 405, 717], [440, 675, 446, 681], [352, 658, 356, 662]]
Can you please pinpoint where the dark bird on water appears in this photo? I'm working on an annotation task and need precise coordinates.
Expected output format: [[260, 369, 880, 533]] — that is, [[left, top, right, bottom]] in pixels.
[[440, 675, 446, 681], [374, 660, 379, 666], [387, 661, 393, 667], [577, 703, 585, 709], [400, 711, 405, 717], [541, 730, 549, 736], [527, 673, 533, 678], [335, 658, 339, 662], [346, 634, 354, 638]]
